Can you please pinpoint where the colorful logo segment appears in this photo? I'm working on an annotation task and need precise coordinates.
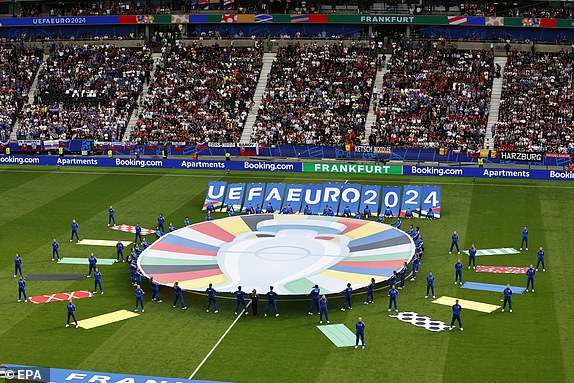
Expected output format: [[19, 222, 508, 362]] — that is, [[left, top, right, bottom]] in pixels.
[[138, 215, 415, 295]]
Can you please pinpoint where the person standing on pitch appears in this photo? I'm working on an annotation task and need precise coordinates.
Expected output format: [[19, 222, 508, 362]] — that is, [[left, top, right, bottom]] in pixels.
[[135, 284, 145, 312], [425, 272, 436, 298], [206, 283, 218, 313], [399, 262, 407, 289], [502, 284, 513, 312], [468, 244, 477, 269], [135, 223, 143, 244], [450, 299, 463, 331], [14, 253, 23, 277], [365, 278, 375, 304], [411, 255, 420, 281], [388, 284, 399, 312], [449, 231, 460, 254], [521, 227, 529, 251], [234, 286, 248, 315], [108, 205, 116, 226], [66, 299, 79, 328], [184, 216, 191, 226], [308, 284, 321, 315], [341, 283, 353, 311], [52, 239, 60, 261], [536, 247, 545, 271], [157, 213, 165, 233], [150, 277, 162, 302], [355, 317, 366, 349], [455, 259, 463, 285], [526, 265, 535, 292], [18, 276, 27, 302], [173, 281, 187, 310], [319, 295, 330, 324], [116, 240, 124, 262], [265, 286, 279, 317], [70, 219, 80, 242], [87, 253, 97, 277], [251, 289, 258, 315], [93, 268, 103, 295]]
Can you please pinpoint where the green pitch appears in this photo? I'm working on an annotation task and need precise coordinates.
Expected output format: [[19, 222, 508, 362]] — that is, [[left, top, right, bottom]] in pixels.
[[0, 165, 573, 383]]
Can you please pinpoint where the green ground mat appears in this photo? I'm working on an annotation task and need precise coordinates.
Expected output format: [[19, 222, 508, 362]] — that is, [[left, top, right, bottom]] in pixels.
[[317, 324, 356, 347]]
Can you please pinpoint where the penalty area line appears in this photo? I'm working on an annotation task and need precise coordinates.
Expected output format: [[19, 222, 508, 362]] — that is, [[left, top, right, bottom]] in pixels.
[[188, 301, 251, 380]]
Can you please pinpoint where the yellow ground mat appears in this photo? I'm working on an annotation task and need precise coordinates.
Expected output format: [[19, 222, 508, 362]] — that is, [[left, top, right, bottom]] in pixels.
[[432, 296, 500, 313], [78, 309, 139, 329]]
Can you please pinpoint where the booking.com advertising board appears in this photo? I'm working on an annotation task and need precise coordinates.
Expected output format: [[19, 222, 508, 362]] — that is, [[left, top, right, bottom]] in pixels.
[[1, 156, 574, 181]]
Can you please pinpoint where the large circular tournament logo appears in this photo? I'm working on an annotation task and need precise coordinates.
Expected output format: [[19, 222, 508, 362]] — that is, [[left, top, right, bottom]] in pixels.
[[138, 214, 415, 295]]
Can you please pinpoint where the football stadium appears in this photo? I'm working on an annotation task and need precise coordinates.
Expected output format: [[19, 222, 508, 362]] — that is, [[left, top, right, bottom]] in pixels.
[[1, 1, 574, 382]]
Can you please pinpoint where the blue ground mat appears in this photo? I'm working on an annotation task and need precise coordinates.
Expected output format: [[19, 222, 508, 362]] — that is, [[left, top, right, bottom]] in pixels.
[[461, 282, 526, 294]]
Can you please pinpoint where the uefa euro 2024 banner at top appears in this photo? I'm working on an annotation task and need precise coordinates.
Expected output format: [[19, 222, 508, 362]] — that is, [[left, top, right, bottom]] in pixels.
[[203, 181, 442, 218]]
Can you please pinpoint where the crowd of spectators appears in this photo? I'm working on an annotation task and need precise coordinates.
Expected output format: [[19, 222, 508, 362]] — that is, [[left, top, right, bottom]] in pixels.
[[371, 42, 493, 150], [16, 43, 152, 141], [252, 42, 376, 145], [494, 50, 574, 153], [132, 42, 262, 144], [0, 44, 42, 141]]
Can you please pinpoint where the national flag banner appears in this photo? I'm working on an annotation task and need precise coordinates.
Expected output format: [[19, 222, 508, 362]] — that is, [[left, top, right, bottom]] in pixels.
[[198, 0, 209, 4], [171, 14, 189, 23], [540, 18, 557, 27], [196, 142, 207, 151], [221, 14, 238, 23], [111, 143, 124, 151], [255, 142, 265, 155], [0, 140, 8, 150], [44, 140, 59, 150], [255, 14, 273, 23], [480, 148, 489, 157], [112, 225, 155, 235], [485, 16, 504, 26], [467, 150, 481, 158], [490, 150, 498, 158], [224, 0, 234, 5], [439, 147, 448, 156], [448, 16, 468, 25], [291, 14, 310, 23], [239, 146, 257, 156], [476, 266, 528, 274], [522, 18, 541, 27], [467, 16, 485, 26], [30, 290, 93, 304]]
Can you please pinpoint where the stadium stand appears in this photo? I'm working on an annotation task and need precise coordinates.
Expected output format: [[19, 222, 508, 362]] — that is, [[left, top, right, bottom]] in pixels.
[[16, 44, 152, 140], [494, 50, 574, 153], [251, 42, 377, 145], [0, 44, 42, 141], [370, 42, 494, 150], [131, 42, 263, 145]]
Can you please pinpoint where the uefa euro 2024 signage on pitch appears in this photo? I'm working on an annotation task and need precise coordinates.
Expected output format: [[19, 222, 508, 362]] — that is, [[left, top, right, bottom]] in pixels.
[[202, 181, 442, 218]]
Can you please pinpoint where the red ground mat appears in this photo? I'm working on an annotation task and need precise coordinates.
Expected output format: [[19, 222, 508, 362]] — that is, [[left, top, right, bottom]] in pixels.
[[475, 266, 528, 274], [111, 224, 154, 235], [30, 290, 93, 304]]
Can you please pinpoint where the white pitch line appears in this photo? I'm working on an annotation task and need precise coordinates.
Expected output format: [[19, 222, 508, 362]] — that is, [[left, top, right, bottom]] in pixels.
[[188, 301, 251, 380], [0, 167, 573, 189]]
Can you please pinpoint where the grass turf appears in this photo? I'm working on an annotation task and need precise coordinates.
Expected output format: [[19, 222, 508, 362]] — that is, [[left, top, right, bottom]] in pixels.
[[0, 165, 572, 383]]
